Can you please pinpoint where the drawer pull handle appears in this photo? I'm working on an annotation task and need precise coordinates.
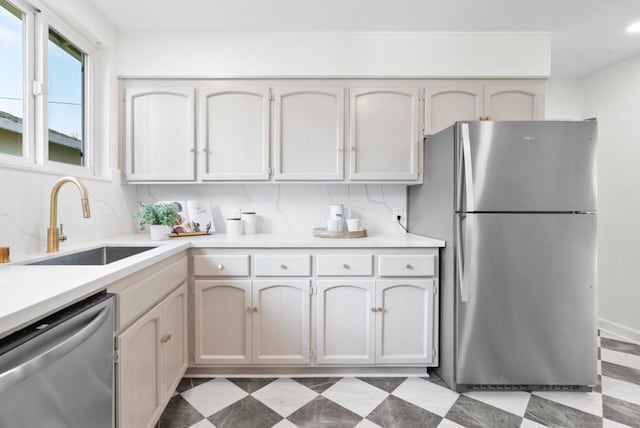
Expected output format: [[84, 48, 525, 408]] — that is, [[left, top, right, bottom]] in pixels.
[[406, 264, 414, 270], [253, 307, 258, 313], [217, 264, 224, 270], [280, 264, 288, 270], [343, 264, 350, 269], [160, 334, 172, 344]]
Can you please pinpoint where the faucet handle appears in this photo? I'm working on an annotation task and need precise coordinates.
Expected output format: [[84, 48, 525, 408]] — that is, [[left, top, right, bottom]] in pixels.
[[59, 224, 68, 243]]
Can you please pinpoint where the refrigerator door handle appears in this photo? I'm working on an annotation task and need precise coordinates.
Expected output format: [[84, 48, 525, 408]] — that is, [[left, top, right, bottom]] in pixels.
[[461, 123, 475, 212], [456, 214, 471, 302]]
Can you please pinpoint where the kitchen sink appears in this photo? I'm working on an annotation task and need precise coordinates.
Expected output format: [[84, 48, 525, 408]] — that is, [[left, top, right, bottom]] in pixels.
[[27, 246, 157, 266]]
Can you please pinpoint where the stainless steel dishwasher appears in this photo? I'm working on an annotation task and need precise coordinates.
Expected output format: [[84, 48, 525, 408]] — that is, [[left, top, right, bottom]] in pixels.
[[0, 293, 115, 428]]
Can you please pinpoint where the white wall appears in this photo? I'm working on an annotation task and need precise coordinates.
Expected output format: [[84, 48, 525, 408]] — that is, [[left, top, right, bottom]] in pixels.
[[544, 78, 583, 120], [116, 32, 551, 78], [136, 184, 407, 235], [0, 0, 137, 256], [582, 56, 640, 340]]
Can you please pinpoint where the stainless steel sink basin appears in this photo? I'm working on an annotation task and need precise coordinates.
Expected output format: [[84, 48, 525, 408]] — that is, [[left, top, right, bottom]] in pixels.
[[27, 246, 157, 266]]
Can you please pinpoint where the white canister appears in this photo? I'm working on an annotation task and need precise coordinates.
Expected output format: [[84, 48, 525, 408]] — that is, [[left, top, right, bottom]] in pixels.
[[241, 212, 257, 235], [226, 218, 243, 237], [329, 204, 345, 231]]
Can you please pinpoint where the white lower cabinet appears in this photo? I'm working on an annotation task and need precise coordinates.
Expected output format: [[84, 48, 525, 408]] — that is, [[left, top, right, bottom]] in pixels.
[[253, 280, 311, 364], [375, 280, 435, 365], [316, 279, 436, 366], [116, 281, 188, 428], [316, 280, 376, 364], [192, 249, 438, 369], [193, 279, 311, 365], [194, 280, 252, 364]]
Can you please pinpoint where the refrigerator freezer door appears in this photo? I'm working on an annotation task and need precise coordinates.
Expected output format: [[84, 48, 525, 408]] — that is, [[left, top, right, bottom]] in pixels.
[[455, 213, 597, 387], [455, 121, 597, 212]]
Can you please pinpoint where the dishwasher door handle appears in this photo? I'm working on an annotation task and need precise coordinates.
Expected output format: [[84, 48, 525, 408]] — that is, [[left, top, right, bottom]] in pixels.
[[0, 306, 110, 393]]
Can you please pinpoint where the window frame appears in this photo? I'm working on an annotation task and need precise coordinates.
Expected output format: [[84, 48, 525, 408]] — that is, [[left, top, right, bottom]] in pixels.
[[0, 0, 100, 178]]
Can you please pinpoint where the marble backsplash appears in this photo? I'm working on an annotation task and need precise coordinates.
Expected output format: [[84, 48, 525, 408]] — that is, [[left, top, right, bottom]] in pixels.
[[0, 168, 138, 256], [136, 184, 407, 235]]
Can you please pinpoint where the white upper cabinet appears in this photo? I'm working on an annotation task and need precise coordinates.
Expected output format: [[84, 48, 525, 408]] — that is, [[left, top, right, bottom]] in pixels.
[[197, 88, 270, 181], [349, 87, 421, 181], [274, 87, 345, 180], [125, 88, 195, 181], [424, 82, 544, 135], [484, 85, 544, 121], [424, 82, 483, 135]]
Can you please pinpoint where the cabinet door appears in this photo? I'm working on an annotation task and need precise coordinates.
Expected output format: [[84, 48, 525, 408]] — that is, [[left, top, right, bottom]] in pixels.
[[484, 85, 544, 120], [349, 87, 421, 180], [160, 282, 188, 400], [274, 87, 345, 180], [375, 279, 435, 365], [198, 88, 270, 180], [252, 280, 310, 364], [194, 280, 252, 364], [125, 88, 195, 181], [424, 82, 483, 135], [316, 280, 375, 364], [116, 303, 163, 428]]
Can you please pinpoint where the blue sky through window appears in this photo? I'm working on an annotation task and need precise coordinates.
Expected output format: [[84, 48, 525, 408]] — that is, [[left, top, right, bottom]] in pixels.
[[0, 3, 83, 139]]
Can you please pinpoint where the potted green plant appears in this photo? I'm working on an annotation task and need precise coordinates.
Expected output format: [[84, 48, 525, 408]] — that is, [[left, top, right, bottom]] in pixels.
[[135, 202, 179, 240]]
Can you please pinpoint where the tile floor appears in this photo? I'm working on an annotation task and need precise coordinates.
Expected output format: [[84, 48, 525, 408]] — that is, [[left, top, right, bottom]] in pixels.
[[157, 332, 640, 427]]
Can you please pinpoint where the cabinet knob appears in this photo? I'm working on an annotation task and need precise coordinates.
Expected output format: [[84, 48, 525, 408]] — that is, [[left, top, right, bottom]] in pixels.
[[190, 148, 195, 153], [371, 307, 378, 312], [406, 264, 414, 270], [217, 264, 224, 270], [377, 307, 384, 313], [246, 307, 253, 313], [160, 334, 172, 344], [280, 264, 288, 270], [343, 264, 350, 269], [253, 307, 258, 313], [351, 146, 356, 151], [479, 115, 491, 121]]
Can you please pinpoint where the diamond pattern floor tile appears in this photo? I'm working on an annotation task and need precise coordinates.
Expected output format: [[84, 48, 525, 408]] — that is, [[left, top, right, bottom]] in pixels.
[[208, 396, 282, 428], [182, 378, 248, 418], [445, 394, 522, 428], [321, 377, 389, 417], [160, 334, 640, 428], [367, 394, 442, 428], [252, 378, 318, 417], [464, 390, 531, 417], [287, 396, 363, 428], [392, 377, 460, 417]]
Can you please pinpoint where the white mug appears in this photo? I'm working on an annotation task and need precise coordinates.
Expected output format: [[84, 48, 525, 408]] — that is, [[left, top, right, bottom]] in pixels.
[[347, 218, 362, 232], [326, 219, 341, 232], [226, 218, 243, 237]]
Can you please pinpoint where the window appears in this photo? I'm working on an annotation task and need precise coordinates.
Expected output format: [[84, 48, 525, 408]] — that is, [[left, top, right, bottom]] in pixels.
[[47, 28, 85, 166], [0, 0, 99, 175], [0, 0, 25, 158]]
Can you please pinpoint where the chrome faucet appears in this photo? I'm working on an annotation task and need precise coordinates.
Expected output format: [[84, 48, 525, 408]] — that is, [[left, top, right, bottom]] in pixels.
[[47, 176, 91, 253]]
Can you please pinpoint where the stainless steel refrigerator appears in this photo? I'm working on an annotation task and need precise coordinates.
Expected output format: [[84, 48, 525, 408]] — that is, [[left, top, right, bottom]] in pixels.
[[408, 120, 598, 392]]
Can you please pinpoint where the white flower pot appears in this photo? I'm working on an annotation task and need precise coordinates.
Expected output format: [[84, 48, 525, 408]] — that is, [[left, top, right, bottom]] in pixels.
[[149, 225, 169, 241]]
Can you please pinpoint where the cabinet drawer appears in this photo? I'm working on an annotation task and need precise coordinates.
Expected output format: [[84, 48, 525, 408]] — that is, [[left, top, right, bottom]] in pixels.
[[378, 255, 435, 276], [193, 254, 250, 277], [316, 254, 373, 276], [254, 255, 311, 276]]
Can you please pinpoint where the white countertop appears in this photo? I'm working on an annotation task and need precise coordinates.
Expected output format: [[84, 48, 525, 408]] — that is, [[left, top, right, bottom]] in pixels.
[[0, 232, 444, 338]]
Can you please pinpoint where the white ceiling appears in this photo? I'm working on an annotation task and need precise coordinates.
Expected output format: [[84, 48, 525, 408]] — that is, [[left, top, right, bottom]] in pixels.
[[88, 0, 640, 77]]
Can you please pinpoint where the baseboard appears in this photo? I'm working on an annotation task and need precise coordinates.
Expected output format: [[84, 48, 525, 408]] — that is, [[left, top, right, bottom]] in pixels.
[[185, 366, 431, 378], [599, 317, 640, 344]]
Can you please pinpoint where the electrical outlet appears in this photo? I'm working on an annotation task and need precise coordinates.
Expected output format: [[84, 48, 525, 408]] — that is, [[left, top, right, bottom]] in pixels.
[[392, 208, 404, 223]]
